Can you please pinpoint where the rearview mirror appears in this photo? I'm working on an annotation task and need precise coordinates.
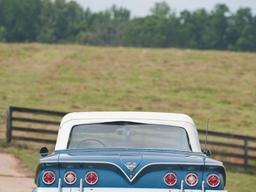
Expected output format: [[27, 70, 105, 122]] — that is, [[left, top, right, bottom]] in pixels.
[[202, 148, 211, 156], [40, 147, 49, 157]]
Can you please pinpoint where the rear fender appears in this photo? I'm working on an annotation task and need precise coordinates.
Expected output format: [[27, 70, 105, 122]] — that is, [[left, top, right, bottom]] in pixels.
[[204, 165, 226, 190]]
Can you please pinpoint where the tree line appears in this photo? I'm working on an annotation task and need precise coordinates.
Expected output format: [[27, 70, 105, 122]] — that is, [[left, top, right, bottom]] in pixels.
[[0, 0, 256, 51]]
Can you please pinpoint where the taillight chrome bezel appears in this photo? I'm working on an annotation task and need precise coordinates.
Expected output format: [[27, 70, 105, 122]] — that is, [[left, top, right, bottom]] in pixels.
[[42, 171, 56, 185], [85, 171, 98, 185], [64, 171, 77, 185], [207, 174, 221, 187], [164, 172, 178, 186], [185, 173, 198, 187]]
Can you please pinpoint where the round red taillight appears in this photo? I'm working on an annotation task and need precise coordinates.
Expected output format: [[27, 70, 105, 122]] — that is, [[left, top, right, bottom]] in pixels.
[[185, 173, 198, 187], [207, 174, 220, 187], [64, 171, 77, 185], [164, 172, 177, 186], [85, 171, 98, 185], [43, 171, 55, 185]]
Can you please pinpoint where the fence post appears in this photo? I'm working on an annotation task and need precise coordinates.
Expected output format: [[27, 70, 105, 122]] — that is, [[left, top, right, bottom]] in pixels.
[[244, 138, 248, 171], [6, 107, 13, 143]]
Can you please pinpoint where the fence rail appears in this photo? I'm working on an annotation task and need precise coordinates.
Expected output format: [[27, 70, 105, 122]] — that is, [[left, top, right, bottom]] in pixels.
[[6, 106, 65, 144], [5, 106, 256, 172]]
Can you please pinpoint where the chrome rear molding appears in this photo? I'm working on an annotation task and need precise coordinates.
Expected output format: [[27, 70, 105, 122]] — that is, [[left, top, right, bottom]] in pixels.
[[35, 187, 227, 192], [39, 160, 224, 183]]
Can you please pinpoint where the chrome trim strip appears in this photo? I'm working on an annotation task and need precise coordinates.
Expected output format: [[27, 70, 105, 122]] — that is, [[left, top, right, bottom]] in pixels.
[[180, 180, 184, 192], [202, 180, 205, 192], [41, 159, 224, 167], [40, 160, 224, 183], [58, 178, 61, 192], [79, 178, 83, 192], [36, 187, 227, 192]]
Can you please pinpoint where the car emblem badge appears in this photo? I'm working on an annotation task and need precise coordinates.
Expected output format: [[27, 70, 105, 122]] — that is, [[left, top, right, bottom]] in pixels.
[[125, 162, 138, 172]]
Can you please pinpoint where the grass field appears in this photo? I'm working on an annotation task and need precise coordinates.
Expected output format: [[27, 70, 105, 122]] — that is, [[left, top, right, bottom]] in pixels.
[[0, 43, 255, 191], [0, 43, 256, 136]]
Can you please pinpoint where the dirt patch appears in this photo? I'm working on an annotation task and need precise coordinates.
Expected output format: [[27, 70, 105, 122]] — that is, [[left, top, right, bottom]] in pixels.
[[0, 153, 34, 192]]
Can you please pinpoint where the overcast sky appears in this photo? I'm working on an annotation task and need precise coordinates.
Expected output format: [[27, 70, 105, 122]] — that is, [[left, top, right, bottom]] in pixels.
[[74, 0, 255, 16]]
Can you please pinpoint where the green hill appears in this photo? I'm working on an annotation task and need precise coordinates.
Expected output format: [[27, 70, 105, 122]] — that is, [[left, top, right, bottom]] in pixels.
[[0, 43, 256, 137], [0, 43, 256, 191]]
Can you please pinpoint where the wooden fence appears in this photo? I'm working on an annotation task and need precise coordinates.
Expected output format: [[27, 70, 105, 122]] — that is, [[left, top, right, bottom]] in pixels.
[[6, 106, 66, 144], [5, 106, 256, 171]]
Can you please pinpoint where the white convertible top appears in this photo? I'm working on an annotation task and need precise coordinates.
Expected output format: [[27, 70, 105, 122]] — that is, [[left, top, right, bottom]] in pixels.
[[55, 112, 201, 152]]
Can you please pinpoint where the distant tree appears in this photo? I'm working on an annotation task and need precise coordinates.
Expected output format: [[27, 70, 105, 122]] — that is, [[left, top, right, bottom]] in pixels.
[[124, 2, 182, 48], [109, 6, 131, 45], [180, 9, 211, 49], [124, 16, 171, 47], [110, 5, 130, 21], [209, 4, 230, 50], [85, 6, 130, 46], [179, 10, 195, 48], [38, 0, 85, 43], [235, 24, 256, 51], [37, 0, 57, 42], [227, 8, 256, 51], [150, 1, 171, 18], [0, 0, 256, 51], [0, 0, 41, 42], [60, 1, 86, 42], [0, 26, 6, 41]]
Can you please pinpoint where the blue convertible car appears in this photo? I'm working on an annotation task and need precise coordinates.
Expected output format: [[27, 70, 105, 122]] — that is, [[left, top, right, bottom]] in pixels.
[[33, 112, 227, 192]]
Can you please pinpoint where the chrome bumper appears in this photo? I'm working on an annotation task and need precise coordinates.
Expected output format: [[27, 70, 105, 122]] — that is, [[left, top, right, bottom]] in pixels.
[[34, 188, 227, 192], [33, 179, 227, 192]]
